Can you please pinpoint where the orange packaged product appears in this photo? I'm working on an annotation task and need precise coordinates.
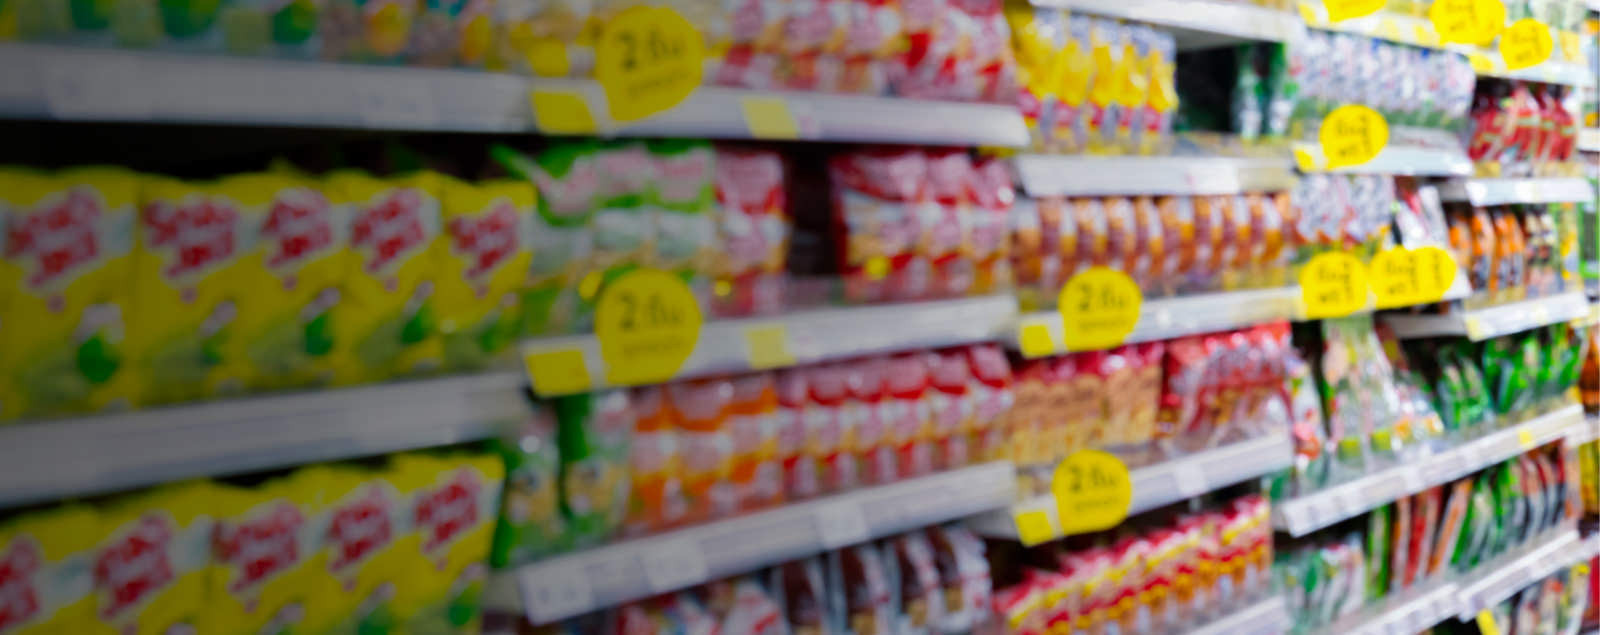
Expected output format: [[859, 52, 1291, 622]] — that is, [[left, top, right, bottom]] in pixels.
[[928, 349, 974, 470], [1098, 347, 1141, 449], [966, 343, 1015, 462], [1220, 194, 1256, 290], [1040, 357, 1076, 465], [1073, 197, 1110, 272], [994, 581, 1046, 635], [1010, 360, 1053, 473], [670, 379, 736, 523], [728, 373, 782, 511], [1468, 207, 1497, 301], [626, 385, 686, 534], [1493, 208, 1526, 301], [1254, 192, 1288, 287], [806, 363, 857, 494], [775, 368, 820, 500], [1446, 209, 1471, 269], [1009, 196, 1046, 308], [846, 357, 895, 486], [883, 353, 933, 479], [1157, 195, 1195, 296], [1132, 195, 1166, 292], [1103, 196, 1139, 280], [971, 157, 1016, 295], [1060, 352, 1106, 454], [1191, 195, 1225, 292], [1127, 341, 1165, 447], [1108, 537, 1150, 634]]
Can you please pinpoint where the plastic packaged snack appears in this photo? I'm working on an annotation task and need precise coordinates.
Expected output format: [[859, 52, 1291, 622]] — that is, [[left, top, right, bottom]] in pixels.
[[623, 385, 682, 535], [728, 372, 783, 511], [203, 471, 332, 635], [775, 368, 819, 499], [846, 356, 895, 485], [436, 177, 531, 371], [775, 557, 829, 633], [965, 344, 1013, 462], [928, 525, 990, 632], [712, 147, 788, 317], [84, 480, 217, 635], [926, 349, 972, 471], [883, 353, 933, 478], [320, 0, 420, 62], [968, 157, 1014, 296], [670, 378, 736, 522], [0, 504, 100, 632], [891, 531, 946, 633], [807, 363, 857, 493], [489, 142, 592, 336], [649, 139, 717, 292], [830, 148, 928, 303], [556, 389, 632, 545], [924, 150, 976, 298], [589, 141, 657, 276], [390, 450, 505, 634], [491, 406, 568, 564]]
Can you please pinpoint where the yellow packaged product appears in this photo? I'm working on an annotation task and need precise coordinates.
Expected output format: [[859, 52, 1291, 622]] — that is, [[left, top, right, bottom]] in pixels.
[[82, 480, 217, 635], [0, 166, 139, 420], [437, 177, 534, 371], [327, 170, 446, 384], [133, 176, 264, 405], [317, 463, 407, 635], [387, 451, 506, 634], [231, 172, 352, 392], [0, 505, 100, 633], [202, 470, 338, 635]]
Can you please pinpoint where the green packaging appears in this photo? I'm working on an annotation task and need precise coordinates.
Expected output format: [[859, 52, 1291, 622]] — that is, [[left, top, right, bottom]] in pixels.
[[489, 405, 568, 567], [555, 389, 632, 547], [1365, 504, 1391, 602], [489, 142, 594, 337]]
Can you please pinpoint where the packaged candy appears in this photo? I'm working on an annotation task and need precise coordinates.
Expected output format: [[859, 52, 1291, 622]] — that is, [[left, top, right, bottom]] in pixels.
[[926, 350, 972, 471], [85, 481, 217, 635], [807, 363, 856, 493], [846, 357, 895, 486], [556, 390, 632, 545], [0, 505, 100, 633], [965, 343, 1013, 462], [775, 368, 819, 500], [830, 148, 929, 303], [924, 150, 975, 298], [649, 139, 717, 291], [589, 141, 657, 277], [436, 177, 531, 371], [624, 385, 683, 534], [782, 0, 849, 91], [884, 353, 933, 478], [928, 525, 990, 632], [670, 378, 735, 523], [774, 557, 829, 633], [316, 463, 406, 635], [830, 542, 893, 634], [390, 451, 505, 634], [491, 406, 568, 565], [204, 471, 330, 635], [489, 143, 591, 336], [891, 531, 945, 634], [712, 147, 788, 317]]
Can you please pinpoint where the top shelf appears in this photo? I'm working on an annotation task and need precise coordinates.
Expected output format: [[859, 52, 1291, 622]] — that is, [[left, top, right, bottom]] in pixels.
[[1031, 0, 1305, 49]]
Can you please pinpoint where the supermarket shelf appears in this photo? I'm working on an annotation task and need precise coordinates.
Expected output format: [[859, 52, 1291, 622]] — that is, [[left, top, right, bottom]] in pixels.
[[1012, 155, 1298, 197], [1274, 404, 1583, 537], [1293, 141, 1473, 176], [1571, 414, 1600, 446], [1380, 291, 1590, 341], [1188, 595, 1294, 635], [1011, 286, 1300, 358], [1317, 575, 1462, 635], [1436, 177, 1597, 205], [0, 43, 1031, 147], [1582, 129, 1600, 152], [1456, 526, 1583, 619], [970, 434, 1293, 543], [1027, 0, 1304, 49], [524, 295, 1018, 397], [0, 371, 528, 508], [489, 461, 1016, 625]]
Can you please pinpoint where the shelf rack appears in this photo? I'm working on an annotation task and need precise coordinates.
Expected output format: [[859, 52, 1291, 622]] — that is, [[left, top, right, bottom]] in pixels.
[[1381, 291, 1591, 341]]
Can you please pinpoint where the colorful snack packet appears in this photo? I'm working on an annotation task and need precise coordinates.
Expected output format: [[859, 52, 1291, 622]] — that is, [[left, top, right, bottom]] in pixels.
[[436, 176, 532, 371], [555, 390, 632, 546], [203, 471, 332, 635], [712, 147, 788, 317], [390, 451, 505, 634], [0, 504, 100, 632], [320, 0, 419, 62], [490, 406, 568, 565], [671, 378, 737, 522], [727, 373, 782, 511], [316, 462, 407, 635], [84, 481, 218, 635]]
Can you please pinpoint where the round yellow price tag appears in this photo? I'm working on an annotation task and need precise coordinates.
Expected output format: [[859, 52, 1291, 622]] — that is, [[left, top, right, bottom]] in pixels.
[[1323, 0, 1385, 21], [594, 268, 704, 386], [1299, 251, 1369, 318], [1412, 245, 1457, 302], [595, 6, 705, 123], [1052, 450, 1133, 536], [1320, 104, 1389, 170], [1369, 248, 1422, 308], [1500, 18, 1553, 70], [1057, 267, 1143, 352], [1429, 0, 1506, 45]]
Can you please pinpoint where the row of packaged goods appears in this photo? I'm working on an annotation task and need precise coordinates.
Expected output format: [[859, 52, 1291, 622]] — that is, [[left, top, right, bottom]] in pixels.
[[989, 494, 1273, 635], [0, 447, 506, 635], [1280, 444, 1586, 632], [1445, 200, 1585, 307]]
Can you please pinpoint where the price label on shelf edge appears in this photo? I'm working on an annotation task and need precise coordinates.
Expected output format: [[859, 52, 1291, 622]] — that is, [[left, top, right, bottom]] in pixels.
[[1299, 251, 1369, 318], [1057, 267, 1143, 352], [594, 6, 705, 123], [594, 268, 704, 386], [1323, 0, 1385, 21], [1429, 0, 1506, 46], [1319, 104, 1389, 169], [1500, 19, 1554, 70], [1370, 246, 1457, 308], [1051, 450, 1134, 536]]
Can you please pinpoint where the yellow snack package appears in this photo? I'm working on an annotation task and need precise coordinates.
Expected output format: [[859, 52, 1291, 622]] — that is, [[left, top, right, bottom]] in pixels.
[[327, 170, 446, 385], [82, 480, 217, 635], [388, 451, 505, 634], [437, 177, 534, 371], [317, 463, 407, 635], [0, 166, 140, 420], [231, 172, 352, 392], [203, 470, 338, 635], [133, 176, 264, 406], [0, 505, 101, 633]]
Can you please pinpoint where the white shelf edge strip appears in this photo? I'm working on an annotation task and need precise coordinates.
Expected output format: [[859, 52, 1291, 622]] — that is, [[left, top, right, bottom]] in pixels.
[[1028, 0, 1304, 47], [1013, 286, 1301, 358], [1437, 178, 1598, 205], [1294, 142, 1473, 176], [1274, 404, 1583, 537], [1013, 155, 1298, 197], [971, 434, 1293, 541], [1187, 595, 1293, 635], [0, 371, 528, 508], [1456, 526, 1583, 619], [1318, 576, 1462, 635], [1381, 292, 1591, 341], [492, 461, 1016, 624], [1580, 129, 1600, 153], [525, 295, 1018, 397], [1572, 413, 1600, 446]]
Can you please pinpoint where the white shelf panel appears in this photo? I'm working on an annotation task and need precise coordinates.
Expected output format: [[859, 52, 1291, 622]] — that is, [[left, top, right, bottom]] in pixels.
[[524, 295, 1018, 397], [1012, 155, 1298, 197], [489, 461, 1016, 624], [1188, 595, 1293, 635], [1012, 287, 1300, 358], [1456, 526, 1583, 619], [1028, 0, 1304, 49], [0, 43, 1030, 146], [1381, 291, 1591, 341], [1437, 177, 1597, 205], [1293, 141, 1473, 176], [970, 434, 1292, 543], [1317, 576, 1462, 635], [1582, 129, 1600, 153], [1570, 413, 1600, 446], [1275, 404, 1583, 536], [0, 371, 528, 508]]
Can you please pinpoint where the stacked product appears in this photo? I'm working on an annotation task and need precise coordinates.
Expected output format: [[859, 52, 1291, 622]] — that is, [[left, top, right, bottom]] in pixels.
[[1288, 31, 1475, 144], [1443, 201, 1582, 307], [1466, 80, 1584, 178]]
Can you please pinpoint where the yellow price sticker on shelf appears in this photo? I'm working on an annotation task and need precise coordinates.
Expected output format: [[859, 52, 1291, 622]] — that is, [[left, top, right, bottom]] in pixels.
[[744, 324, 796, 370], [1369, 246, 1457, 307], [1429, 0, 1506, 45], [1299, 252, 1369, 318], [741, 96, 800, 139], [1018, 322, 1057, 358], [595, 268, 704, 386], [1517, 428, 1535, 448], [1413, 246, 1457, 301], [594, 6, 704, 123], [1052, 450, 1134, 535], [525, 348, 593, 396], [1476, 610, 1502, 635], [529, 89, 598, 135], [1500, 18, 1553, 70], [1014, 509, 1057, 546], [1323, 0, 1384, 21], [1057, 267, 1143, 352], [1320, 104, 1389, 169]]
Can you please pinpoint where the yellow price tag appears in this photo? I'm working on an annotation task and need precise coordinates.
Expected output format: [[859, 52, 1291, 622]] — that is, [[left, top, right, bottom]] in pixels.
[[1323, 0, 1385, 21], [1369, 246, 1458, 307], [594, 268, 704, 386], [1052, 450, 1134, 535], [1429, 0, 1506, 45], [1057, 267, 1143, 352], [1500, 19, 1553, 70], [529, 89, 598, 135], [741, 96, 800, 139], [1476, 610, 1502, 635], [1018, 322, 1057, 358], [1413, 246, 1457, 302], [744, 324, 796, 370], [1320, 104, 1389, 169], [595, 6, 705, 123], [1299, 252, 1369, 318], [525, 348, 593, 396], [1517, 428, 1535, 448], [1014, 509, 1057, 546]]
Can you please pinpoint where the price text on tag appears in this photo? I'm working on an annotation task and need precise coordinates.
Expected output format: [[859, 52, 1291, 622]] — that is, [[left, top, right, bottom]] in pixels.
[[1057, 267, 1143, 352], [1299, 251, 1369, 318], [1369, 246, 1457, 307], [1500, 18, 1553, 70], [1323, 0, 1385, 21], [595, 268, 704, 386], [1429, 0, 1506, 45], [1052, 450, 1134, 535], [595, 6, 705, 123], [1319, 104, 1389, 169]]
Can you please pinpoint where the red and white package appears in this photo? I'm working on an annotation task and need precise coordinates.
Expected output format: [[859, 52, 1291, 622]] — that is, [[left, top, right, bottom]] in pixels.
[[847, 356, 896, 485], [924, 150, 976, 298], [714, 147, 789, 317], [929, 525, 991, 632], [716, 0, 787, 88], [807, 363, 858, 493], [969, 157, 1014, 295], [728, 372, 783, 511], [965, 343, 1013, 462], [927, 348, 974, 470], [883, 352, 934, 479], [784, 0, 850, 91], [830, 148, 930, 302], [776, 368, 819, 500], [841, 0, 905, 94]]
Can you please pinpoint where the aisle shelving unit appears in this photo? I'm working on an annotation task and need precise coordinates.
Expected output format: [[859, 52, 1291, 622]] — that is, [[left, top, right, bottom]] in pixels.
[[1274, 404, 1584, 536], [1011, 154, 1297, 197], [1025, 0, 1302, 49], [523, 294, 1018, 397], [1380, 291, 1591, 340], [0, 371, 529, 507], [1455, 526, 1585, 620], [1011, 286, 1302, 357], [1436, 177, 1598, 206], [485, 461, 1016, 625], [1189, 596, 1295, 635]]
